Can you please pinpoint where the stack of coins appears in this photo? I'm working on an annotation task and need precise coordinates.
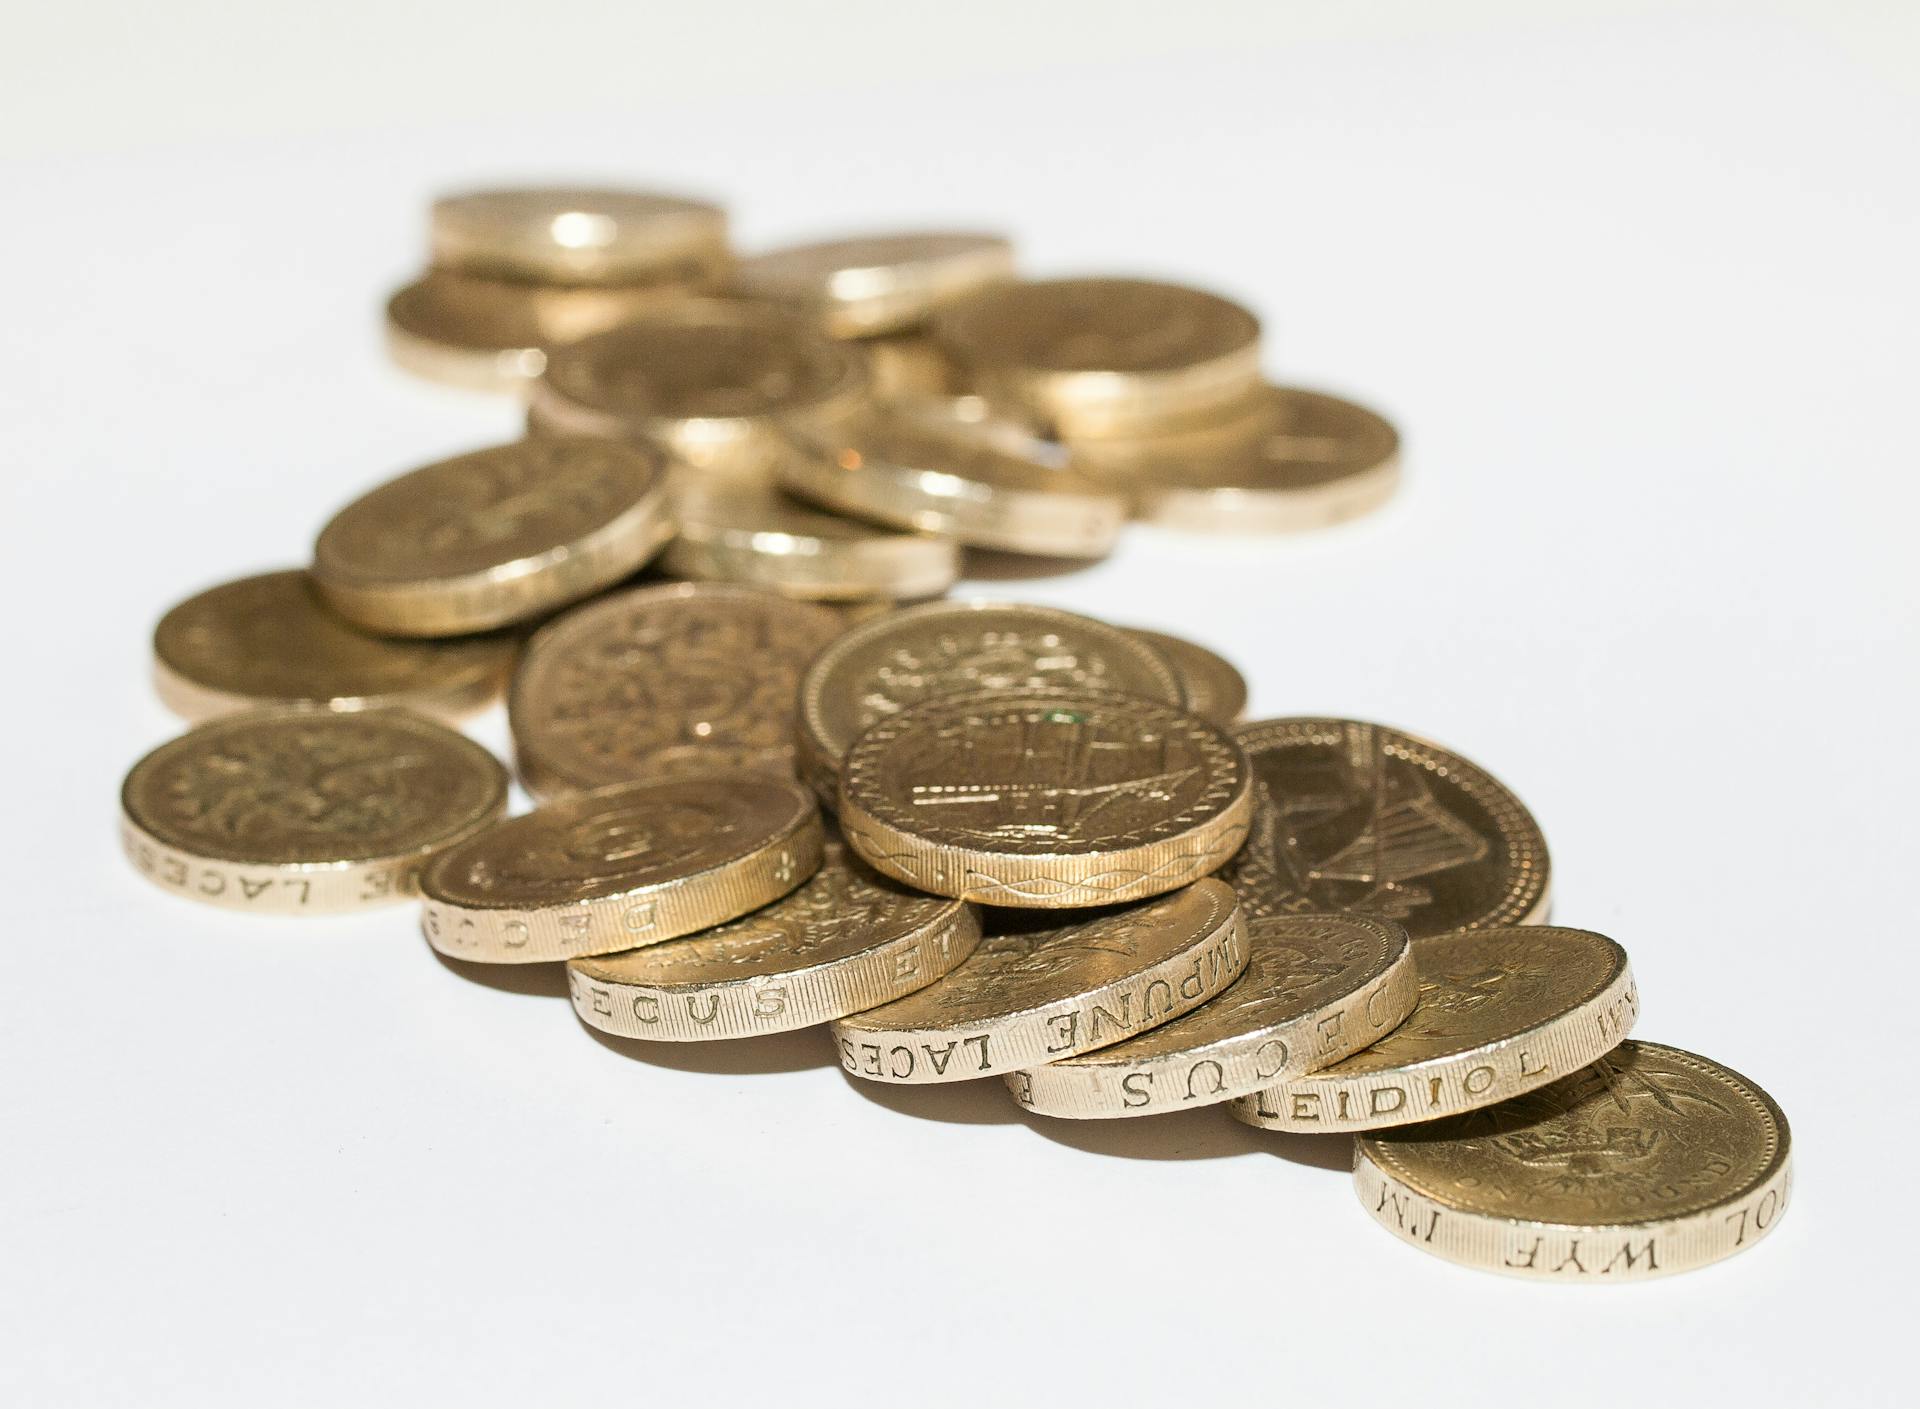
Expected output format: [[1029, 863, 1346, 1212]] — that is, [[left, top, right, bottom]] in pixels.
[[120, 184, 1790, 1285]]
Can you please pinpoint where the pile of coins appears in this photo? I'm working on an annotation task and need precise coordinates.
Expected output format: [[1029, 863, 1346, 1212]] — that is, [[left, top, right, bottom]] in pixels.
[[123, 186, 1791, 1283]]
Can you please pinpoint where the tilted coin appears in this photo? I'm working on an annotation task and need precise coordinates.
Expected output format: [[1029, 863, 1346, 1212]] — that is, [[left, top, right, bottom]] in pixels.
[[659, 468, 960, 602], [1228, 926, 1637, 1133], [429, 186, 729, 286], [1355, 1041, 1791, 1281], [311, 438, 673, 637], [152, 569, 515, 721], [780, 407, 1126, 558], [527, 300, 868, 472], [795, 598, 1186, 806], [831, 878, 1245, 1084], [839, 690, 1253, 908], [1009, 913, 1416, 1119], [420, 774, 823, 964], [930, 276, 1262, 439], [1123, 627, 1247, 726], [733, 232, 1015, 338], [509, 582, 846, 798], [121, 708, 508, 915], [1220, 717, 1550, 937], [567, 837, 981, 1040]]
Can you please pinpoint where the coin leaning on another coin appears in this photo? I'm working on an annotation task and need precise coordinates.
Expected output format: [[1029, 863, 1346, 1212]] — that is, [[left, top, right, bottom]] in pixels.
[[731, 231, 1015, 338]]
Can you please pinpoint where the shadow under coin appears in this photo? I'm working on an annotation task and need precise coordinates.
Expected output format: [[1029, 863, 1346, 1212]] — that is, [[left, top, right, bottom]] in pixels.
[[433, 951, 572, 999], [962, 548, 1102, 583], [1256, 1129, 1357, 1174], [841, 1070, 1025, 1126], [1017, 1104, 1283, 1162], [583, 1023, 836, 1076]]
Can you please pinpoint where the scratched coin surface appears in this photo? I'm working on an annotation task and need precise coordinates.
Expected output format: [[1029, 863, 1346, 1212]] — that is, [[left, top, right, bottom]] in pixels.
[[1355, 1041, 1792, 1281], [838, 690, 1252, 908], [1123, 628, 1247, 726], [152, 569, 515, 720], [567, 837, 982, 1040], [733, 231, 1015, 338], [312, 437, 672, 636], [1009, 913, 1416, 1119], [831, 878, 1245, 1083], [1228, 926, 1637, 1133], [420, 774, 823, 964], [1220, 718, 1550, 938], [429, 186, 728, 285], [795, 598, 1185, 805], [931, 276, 1261, 438], [121, 708, 508, 915], [510, 581, 846, 798]]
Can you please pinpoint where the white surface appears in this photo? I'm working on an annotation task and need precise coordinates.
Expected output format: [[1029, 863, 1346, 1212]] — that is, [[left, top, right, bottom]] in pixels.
[[3, 2, 1915, 1404]]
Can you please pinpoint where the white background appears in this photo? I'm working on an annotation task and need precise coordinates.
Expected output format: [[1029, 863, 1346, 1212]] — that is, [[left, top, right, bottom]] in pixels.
[[3, 2, 1914, 1403]]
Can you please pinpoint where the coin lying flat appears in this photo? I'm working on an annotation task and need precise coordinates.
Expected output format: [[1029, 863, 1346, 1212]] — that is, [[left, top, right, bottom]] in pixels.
[[733, 232, 1015, 338], [1355, 1041, 1791, 1281], [429, 186, 729, 286], [152, 569, 516, 721], [659, 469, 960, 602], [795, 598, 1186, 806], [1221, 718, 1550, 937], [1009, 913, 1416, 1119], [839, 690, 1253, 908], [1228, 926, 1637, 1133], [528, 300, 868, 472], [312, 438, 672, 637], [421, 774, 823, 964], [931, 277, 1262, 439], [831, 879, 1245, 1083], [781, 408, 1126, 558], [509, 582, 846, 798], [567, 837, 981, 1040], [1123, 627, 1247, 726], [121, 708, 508, 915]]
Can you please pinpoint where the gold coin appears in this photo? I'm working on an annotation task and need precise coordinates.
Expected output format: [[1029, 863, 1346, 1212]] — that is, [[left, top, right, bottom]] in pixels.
[[781, 407, 1126, 558], [420, 774, 823, 964], [527, 300, 868, 472], [831, 878, 1245, 1083], [1100, 386, 1401, 533], [152, 570, 515, 721], [795, 598, 1186, 805], [659, 468, 960, 602], [311, 438, 673, 637], [839, 690, 1252, 908], [862, 333, 961, 401], [931, 276, 1261, 438], [121, 708, 508, 915], [429, 186, 728, 286], [509, 582, 846, 798], [733, 232, 1015, 338], [567, 836, 981, 1040], [385, 269, 699, 395], [1228, 925, 1637, 1133], [1123, 627, 1246, 725], [1355, 1041, 1791, 1281], [1009, 913, 1416, 1119], [1221, 717, 1550, 938]]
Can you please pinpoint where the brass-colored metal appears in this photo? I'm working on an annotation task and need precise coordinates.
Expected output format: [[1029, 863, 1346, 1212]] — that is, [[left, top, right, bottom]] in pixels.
[[795, 598, 1186, 806], [1228, 926, 1637, 1133], [1123, 627, 1247, 725], [1221, 718, 1551, 938], [931, 277, 1261, 439], [1009, 913, 1416, 1119], [509, 582, 845, 798], [733, 232, 1015, 338], [781, 407, 1126, 558], [429, 186, 729, 286], [121, 708, 508, 915], [1355, 1041, 1791, 1281], [862, 333, 961, 401], [838, 690, 1252, 908], [420, 774, 823, 964], [311, 438, 673, 637], [567, 837, 981, 1040], [152, 570, 515, 721], [831, 879, 1246, 1083], [659, 467, 960, 602], [527, 300, 868, 472]]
